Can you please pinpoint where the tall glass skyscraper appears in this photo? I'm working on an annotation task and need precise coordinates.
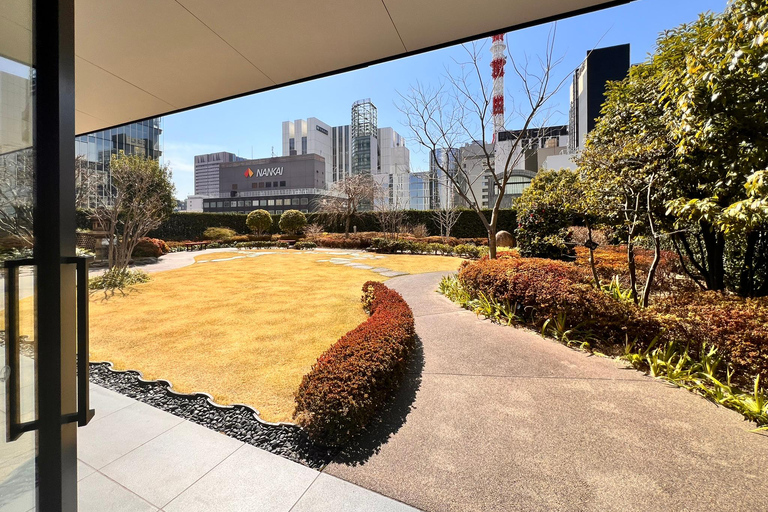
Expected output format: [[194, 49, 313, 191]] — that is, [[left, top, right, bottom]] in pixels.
[[75, 118, 162, 206]]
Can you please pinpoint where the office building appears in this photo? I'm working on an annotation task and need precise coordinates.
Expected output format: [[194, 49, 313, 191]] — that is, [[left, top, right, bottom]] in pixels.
[[194, 151, 246, 196], [376, 126, 411, 208], [282, 99, 411, 209], [351, 99, 379, 177], [0, 71, 32, 155], [569, 44, 631, 152], [202, 154, 339, 214], [75, 118, 163, 207], [282, 117, 352, 188]]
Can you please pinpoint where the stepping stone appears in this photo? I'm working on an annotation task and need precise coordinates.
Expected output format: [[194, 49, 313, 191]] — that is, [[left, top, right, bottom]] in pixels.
[[379, 270, 409, 277], [315, 260, 328, 263], [371, 267, 392, 273], [210, 256, 245, 262], [350, 264, 373, 270]]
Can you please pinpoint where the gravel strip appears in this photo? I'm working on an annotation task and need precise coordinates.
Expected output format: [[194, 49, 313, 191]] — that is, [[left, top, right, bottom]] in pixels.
[[89, 362, 337, 469]]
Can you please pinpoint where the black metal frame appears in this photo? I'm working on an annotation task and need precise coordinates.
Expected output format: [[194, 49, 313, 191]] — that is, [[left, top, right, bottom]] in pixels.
[[33, 0, 79, 510]]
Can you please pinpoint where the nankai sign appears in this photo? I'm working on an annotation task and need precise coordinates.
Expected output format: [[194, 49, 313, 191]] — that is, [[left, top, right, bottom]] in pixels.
[[244, 167, 284, 178]]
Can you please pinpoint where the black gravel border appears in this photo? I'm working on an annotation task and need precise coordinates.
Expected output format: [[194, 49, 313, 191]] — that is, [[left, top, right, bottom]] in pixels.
[[89, 362, 337, 469]]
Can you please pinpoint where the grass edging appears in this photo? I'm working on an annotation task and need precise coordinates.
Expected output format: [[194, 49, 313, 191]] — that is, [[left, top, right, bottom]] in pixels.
[[438, 274, 768, 431]]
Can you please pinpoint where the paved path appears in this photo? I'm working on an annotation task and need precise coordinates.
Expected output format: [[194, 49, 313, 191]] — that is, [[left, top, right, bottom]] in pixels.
[[74, 384, 418, 512], [327, 272, 768, 512]]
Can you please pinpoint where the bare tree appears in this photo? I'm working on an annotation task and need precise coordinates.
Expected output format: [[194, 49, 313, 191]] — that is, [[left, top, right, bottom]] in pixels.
[[373, 180, 407, 239], [315, 174, 375, 236], [87, 151, 175, 270], [398, 27, 566, 258], [0, 149, 34, 248], [432, 206, 460, 241]]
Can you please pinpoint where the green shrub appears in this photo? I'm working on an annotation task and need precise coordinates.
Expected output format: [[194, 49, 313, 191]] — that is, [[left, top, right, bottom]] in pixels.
[[203, 227, 236, 240], [89, 268, 150, 291], [246, 209, 272, 235], [144, 209, 516, 241], [294, 282, 416, 446], [294, 241, 317, 250], [514, 170, 575, 260], [279, 210, 307, 235]]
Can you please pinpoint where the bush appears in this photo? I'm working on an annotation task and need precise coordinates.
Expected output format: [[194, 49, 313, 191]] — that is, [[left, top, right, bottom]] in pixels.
[[203, 227, 236, 240], [279, 210, 307, 235], [246, 209, 272, 235], [145, 209, 517, 241], [457, 257, 661, 348], [650, 292, 768, 386], [315, 236, 373, 249], [305, 223, 324, 238], [294, 282, 416, 446], [89, 268, 150, 291], [294, 241, 317, 250], [514, 170, 575, 260], [131, 237, 169, 258]]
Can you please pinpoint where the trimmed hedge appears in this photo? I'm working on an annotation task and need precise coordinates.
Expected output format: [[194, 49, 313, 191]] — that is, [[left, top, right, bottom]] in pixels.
[[144, 209, 517, 241], [458, 256, 661, 348], [131, 237, 170, 258], [650, 292, 768, 387], [457, 255, 768, 386], [294, 281, 416, 446]]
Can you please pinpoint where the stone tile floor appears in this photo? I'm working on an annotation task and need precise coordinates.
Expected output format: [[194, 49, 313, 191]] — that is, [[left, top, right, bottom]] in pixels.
[[75, 385, 418, 512]]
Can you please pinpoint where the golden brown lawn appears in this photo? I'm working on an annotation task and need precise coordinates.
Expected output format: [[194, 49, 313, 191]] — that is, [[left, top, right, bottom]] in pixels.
[[84, 250, 462, 422]]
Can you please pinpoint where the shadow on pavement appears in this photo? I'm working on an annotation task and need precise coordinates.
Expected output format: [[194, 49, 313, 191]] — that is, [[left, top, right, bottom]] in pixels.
[[332, 335, 425, 466]]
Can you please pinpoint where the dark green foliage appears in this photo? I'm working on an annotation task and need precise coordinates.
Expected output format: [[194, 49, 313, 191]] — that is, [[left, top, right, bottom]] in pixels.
[[246, 209, 272, 235], [146, 209, 517, 241], [514, 170, 576, 260], [278, 210, 308, 235]]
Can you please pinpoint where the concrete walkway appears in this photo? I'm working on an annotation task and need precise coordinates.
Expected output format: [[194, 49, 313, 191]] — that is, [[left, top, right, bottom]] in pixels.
[[75, 384, 418, 512], [326, 272, 768, 512]]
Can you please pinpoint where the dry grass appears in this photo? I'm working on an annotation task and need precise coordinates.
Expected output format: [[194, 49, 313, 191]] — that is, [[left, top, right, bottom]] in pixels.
[[88, 250, 462, 422], [2, 250, 462, 422]]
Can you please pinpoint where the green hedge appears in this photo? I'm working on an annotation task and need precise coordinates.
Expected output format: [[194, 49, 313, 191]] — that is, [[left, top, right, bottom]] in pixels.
[[142, 208, 517, 241]]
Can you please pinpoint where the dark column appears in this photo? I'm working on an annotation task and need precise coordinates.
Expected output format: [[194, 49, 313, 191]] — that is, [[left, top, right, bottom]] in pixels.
[[34, 0, 78, 510]]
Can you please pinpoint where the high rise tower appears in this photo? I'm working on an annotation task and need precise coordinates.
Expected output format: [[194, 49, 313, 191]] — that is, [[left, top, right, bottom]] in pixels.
[[351, 99, 379, 176], [490, 33, 506, 138]]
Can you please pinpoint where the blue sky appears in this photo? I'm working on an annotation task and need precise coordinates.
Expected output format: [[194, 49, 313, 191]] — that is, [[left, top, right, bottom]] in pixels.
[[163, 0, 728, 198]]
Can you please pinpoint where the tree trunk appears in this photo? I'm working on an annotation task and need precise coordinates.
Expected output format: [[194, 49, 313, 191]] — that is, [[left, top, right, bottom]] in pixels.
[[627, 238, 638, 305], [700, 221, 725, 291], [641, 236, 661, 308], [344, 215, 351, 237], [586, 221, 600, 288], [739, 231, 758, 297]]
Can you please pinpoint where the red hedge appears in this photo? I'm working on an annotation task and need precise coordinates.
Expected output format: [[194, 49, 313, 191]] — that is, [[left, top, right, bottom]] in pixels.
[[458, 257, 661, 348], [132, 237, 170, 258], [294, 281, 416, 446]]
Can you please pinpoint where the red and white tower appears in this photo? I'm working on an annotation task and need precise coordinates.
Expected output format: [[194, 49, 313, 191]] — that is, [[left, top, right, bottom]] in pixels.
[[490, 33, 507, 139]]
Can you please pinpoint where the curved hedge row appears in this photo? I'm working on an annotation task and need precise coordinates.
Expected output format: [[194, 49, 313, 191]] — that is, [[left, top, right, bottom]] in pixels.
[[294, 281, 416, 446]]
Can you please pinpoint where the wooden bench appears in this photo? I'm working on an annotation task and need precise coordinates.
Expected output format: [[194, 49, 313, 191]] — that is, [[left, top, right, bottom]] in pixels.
[[184, 241, 210, 251]]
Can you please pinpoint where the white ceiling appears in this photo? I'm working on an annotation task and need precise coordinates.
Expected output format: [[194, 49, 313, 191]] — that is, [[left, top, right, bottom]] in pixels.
[[69, 0, 625, 134]]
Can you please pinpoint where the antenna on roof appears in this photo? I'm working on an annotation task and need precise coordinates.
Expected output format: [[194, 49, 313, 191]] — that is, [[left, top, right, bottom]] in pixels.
[[271, 146, 275, 157]]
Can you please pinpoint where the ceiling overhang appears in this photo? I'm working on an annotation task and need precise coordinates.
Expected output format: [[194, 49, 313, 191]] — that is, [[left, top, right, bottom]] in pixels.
[[7, 0, 633, 135]]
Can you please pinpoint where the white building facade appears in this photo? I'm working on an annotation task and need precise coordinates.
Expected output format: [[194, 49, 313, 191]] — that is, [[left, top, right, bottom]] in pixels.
[[282, 117, 351, 189], [194, 151, 246, 196]]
